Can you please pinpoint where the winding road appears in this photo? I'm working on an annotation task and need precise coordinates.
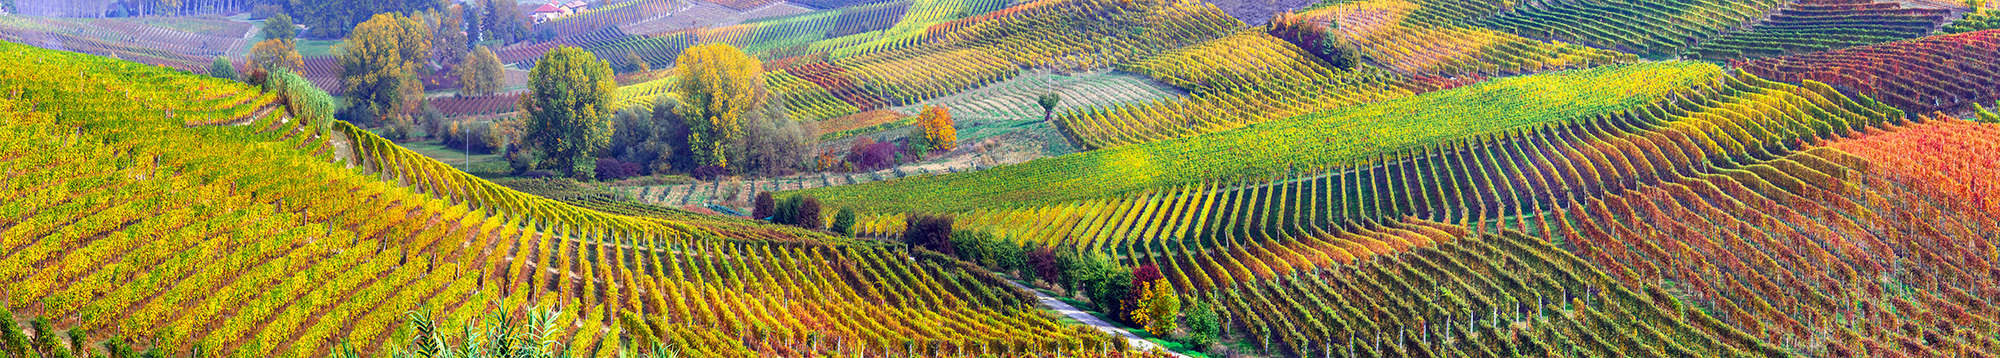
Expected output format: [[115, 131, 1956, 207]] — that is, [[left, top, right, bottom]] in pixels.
[[1007, 281, 1189, 357]]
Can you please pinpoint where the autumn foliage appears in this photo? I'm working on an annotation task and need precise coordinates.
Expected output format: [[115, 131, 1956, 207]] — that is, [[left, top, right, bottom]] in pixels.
[[675, 43, 768, 169], [916, 105, 957, 152]]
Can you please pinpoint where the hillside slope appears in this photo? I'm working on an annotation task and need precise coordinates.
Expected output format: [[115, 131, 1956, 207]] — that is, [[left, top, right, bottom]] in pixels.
[[0, 41, 1125, 357]]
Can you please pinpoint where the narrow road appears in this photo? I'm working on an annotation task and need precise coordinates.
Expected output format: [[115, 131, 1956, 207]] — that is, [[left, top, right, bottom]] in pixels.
[[1007, 280, 1188, 357]]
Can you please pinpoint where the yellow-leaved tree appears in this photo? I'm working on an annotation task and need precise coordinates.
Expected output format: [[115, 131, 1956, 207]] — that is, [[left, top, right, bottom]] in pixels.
[[917, 105, 957, 153], [338, 12, 432, 124], [250, 38, 304, 72], [675, 43, 767, 170], [458, 46, 504, 96], [1129, 278, 1179, 336]]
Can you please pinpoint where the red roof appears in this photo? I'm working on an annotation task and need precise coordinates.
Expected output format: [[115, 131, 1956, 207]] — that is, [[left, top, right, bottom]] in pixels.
[[533, 4, 564, 13]]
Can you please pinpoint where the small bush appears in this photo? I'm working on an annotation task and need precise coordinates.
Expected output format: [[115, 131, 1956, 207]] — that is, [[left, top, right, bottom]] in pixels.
[[692, 165, 728, 180], [594, 157, 643, 180]]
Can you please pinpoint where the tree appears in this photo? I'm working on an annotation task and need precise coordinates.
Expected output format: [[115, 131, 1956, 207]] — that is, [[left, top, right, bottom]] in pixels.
[[846, 138, 897, 171], [251, 39, 305, 72], [903, 213, 955, 255], [338, 12, 432, 125], [797, 196, 822, 230], [464, 1, 485, 43], [1027, 246, 1060, 284], [521, 46, 617, 179], [675, 43, 768, 169], [1130, 278, 1180, 336], [458, 46, 504, 96], [291, 0, 442, 39], [434, 5, 471, 67], [626, 50, 650, 72], [732, 109, 813, 175], [915, 105, 956, 153], [153, 0, 182, 15], [1270, 12, 1358, 70], [262, 13, 297, 41], [1037, 93, 1061, 121], [1979, 102, 2000, 123], [754, 192, 776, 220], [209, 57, 239, 81], [1182, 300, 1220, 350], [479, 0, 529, 43], [832, 207, 857, 235]]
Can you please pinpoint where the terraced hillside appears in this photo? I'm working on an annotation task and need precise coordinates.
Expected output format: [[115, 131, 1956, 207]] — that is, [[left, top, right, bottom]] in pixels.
[[1472, 0, 1791, 58], [0, 41, 1130, 357], [0, 15, 252, 72], [1281, 0, 1635, 77], [1739, 29, 2000, 115], [813, 39, 2000, 356], [1685, 0, 1952, 60], [801, 61, 1729, 213]]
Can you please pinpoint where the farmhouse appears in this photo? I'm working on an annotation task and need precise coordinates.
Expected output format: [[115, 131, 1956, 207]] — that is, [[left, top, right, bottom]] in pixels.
[[531, 0, 591, 23]]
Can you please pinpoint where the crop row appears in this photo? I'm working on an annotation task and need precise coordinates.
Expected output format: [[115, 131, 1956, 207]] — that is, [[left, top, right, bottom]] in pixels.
[[796, 61, 1733, 214], [1055, 32, 1417, 149], [907, 71, 1184, 121], [767, 70, 863, 121], [431, 93, 526, 118], [1686, 0, 1950, 60], [1471, 0, 1790, 57], [1738, 29, 2000, 115], [777, 0, 1239, 112], [539, 0, 679, 40], [867, 56, 1963, 356], [911, 66, 1899, 256], [1551, 119, 1998, 353], [1283, 0, 1635, 77], [810, 0, 1010, 58]]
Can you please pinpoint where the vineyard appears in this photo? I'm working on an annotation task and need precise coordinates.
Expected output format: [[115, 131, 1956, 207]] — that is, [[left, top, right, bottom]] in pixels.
[[11, 0, 2000, 355], [1738, 29, 2000, 115], [1058, 31, 1417, 149], [0, 15, 252, 72], [1472, 0, 1791, 57], [1282, 0, 1635, 77], [1684, 0, 1951, 60], [826, 51, 2000, 355], [801, 61, 1728, 213], [623, 161, 985, 212], [0, 41, 1132, 357], [899, 71, 1185, 121]]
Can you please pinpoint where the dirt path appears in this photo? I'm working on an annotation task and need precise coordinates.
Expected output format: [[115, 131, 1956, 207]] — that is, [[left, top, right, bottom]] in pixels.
[[1006, 280, 1187, 357]]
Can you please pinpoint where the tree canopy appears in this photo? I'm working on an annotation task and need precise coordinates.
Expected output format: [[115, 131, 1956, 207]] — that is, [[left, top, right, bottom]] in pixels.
[[261, 13, 296, 41], [251, 39, 304, 72], [337, 12, 432, 125], [674, 43, 768, 170], [289, 0, 443, 38], [521, 46, 617, 179], [208, 57, 238, 82], [916, 105, 956, 153], [476, 0, 531, 43], [457, 46, 504, 96]]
